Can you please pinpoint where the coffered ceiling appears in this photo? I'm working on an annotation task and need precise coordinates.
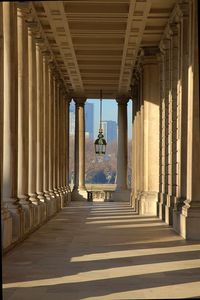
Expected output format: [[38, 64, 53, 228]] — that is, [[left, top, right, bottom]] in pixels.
[[29, 0, 176, 99]]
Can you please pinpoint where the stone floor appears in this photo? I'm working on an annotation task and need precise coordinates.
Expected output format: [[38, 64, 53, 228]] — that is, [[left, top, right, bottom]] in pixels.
[[2, 201, 200, 299]]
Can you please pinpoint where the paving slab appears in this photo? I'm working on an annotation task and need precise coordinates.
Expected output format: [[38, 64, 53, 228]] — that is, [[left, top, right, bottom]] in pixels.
[[2, 201, 200, 299]]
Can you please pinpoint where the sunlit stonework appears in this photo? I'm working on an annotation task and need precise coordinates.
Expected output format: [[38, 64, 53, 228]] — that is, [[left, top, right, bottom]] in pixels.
[[1, 1, 200, 298]]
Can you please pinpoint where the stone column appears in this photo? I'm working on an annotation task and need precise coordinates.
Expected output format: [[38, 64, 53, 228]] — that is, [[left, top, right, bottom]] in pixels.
[[73, 100, 79, 191], [165, 24, 179, 225], [159, 39, 170, 220], [52, 74, 61, 209], [42, 53, 52, 217], [173, 1, 189, 232], [131, 99, 136, 208], [139, 69, 144, 206], [72, 98, 87, 201], [2, 2, 24, 244], [27, 27, 42, 228], [135, 92, 140, 209], [17, 7, 34, 234], [36, 41, 47, 222], [180, 0, 200, 239], [139, 47, 160, 215], [130, 78, 139, 209], [59, 88, 66, 206], [62, 94, 71, 205], [55, 80, 64, 208], [0, 2, 3, 228], [57, 84, 65, 206], [65, 97, 71, 201], [1, 2, 13, 249], [112, 96, 130, 201], [158, 50, 165, 220], [48, 62, 57, 214]]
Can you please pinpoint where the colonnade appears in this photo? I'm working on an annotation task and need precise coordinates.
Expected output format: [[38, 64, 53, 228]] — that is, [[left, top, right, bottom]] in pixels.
[[131, 0, 200, 239], [0, 2, 130, 252], [1, 0, 199, 254], [0, 2, 71, 251]]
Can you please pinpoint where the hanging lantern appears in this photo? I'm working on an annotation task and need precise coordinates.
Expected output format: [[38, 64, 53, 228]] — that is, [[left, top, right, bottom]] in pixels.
[[94, 90, 107, 155]]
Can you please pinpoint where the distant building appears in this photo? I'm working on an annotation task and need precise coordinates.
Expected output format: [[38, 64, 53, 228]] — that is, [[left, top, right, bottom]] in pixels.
[[85, 102, 94, 140], [70, 102, 75, 136], [70, 101, 94, 140], [102, 120, 117, 142]]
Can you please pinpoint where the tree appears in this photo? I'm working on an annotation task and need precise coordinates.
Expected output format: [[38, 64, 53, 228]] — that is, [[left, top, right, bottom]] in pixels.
[[69, 135, 132, 185]]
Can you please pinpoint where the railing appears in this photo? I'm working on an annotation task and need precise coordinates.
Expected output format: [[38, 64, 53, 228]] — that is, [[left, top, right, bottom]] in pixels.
[[86, 184, 116, 201]]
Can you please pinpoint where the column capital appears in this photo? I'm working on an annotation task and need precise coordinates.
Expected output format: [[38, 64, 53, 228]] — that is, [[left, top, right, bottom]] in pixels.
[[140, 46, 161, 66], [177, 1, 189, 18], [35, 36, 45, 49], [54, 71, 61, 82], [116, 96, 129, 105], [17, 2, 31, 17], [140, 46, 160, 57], [168, 22, 179, 36], [159, 38, 170, 54], [48, 61, 56, 75], [64, 95, 72, 104], [42, 49, 51, 57], [26, 20, 41, 37], [59, 81, 66, 93], [74, 97, 87, 106]]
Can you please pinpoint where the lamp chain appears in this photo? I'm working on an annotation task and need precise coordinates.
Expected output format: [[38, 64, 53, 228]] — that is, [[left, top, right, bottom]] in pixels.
[[100, 89, 102, 130]]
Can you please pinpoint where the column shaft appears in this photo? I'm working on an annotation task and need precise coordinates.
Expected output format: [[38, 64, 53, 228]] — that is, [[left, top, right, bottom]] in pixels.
[[78, 103, 86, 189], [180, 0, 200, 239], [2, 2, 23, 241], [17, 8, 34, 233], [65, 98, 71, 201], [74, 103, 79, 189], [53, 76, 61, 209], [36, 43, 46, 220], [48, 63, 56, 209], [43, 55, 52, 216], [166, 24, 179, 225], [117, 99, 128, 190], [72, 99, 87, 201], [28, 28, 41, 227], [138, 50, 160, 215], [112, 97, 129, 202]]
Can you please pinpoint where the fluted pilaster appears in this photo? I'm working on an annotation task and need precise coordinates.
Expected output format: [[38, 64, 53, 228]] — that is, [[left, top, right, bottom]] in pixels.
[[112, 96, 130, 202], [2, 2, 24, 243]]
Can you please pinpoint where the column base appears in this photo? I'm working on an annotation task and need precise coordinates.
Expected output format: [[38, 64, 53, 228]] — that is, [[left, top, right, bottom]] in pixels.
[[71, 187, 87, 201], [165, 195, 175, 225], [6, 200, 25, 242], [129, 191, 135, 208], [37, 193, 48, 223], [66, 186, 72, 202], [28, 193, 42, 227], [179, 200, 200, 240], [53, 188, 62, 212], [172, 197, 186, 234], [18, 195, 34, 233], [61, 186, 68, 207], [111, 189, 130, 202], [138, 191, 158, 215], [44, 190, 54, 218], [158, 193, 167, 221], [49, 189, 57, 215], [134, 191, 141, 212], [63, 185, 71, 204], [57, 187, 65, 208], [1, 207, 12, 249]]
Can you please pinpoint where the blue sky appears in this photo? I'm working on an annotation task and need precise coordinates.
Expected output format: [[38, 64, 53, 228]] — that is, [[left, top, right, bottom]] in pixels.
[[87, 99, 132, 140]]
